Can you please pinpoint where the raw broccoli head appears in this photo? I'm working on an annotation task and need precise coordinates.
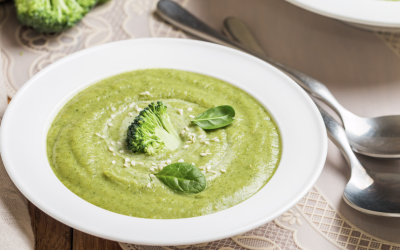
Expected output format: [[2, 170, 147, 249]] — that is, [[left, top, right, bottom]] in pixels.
[[127, 101, 181, 155], [15, 0, 98, 33]]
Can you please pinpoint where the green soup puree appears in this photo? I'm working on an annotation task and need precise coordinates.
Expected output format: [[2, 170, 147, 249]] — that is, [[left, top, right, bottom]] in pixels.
[[47, 69, 281, 219]]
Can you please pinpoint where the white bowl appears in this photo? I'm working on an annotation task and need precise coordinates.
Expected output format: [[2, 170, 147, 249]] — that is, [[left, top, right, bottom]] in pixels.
[[0, 38, 327, 245], [286, 0, 400, 32]]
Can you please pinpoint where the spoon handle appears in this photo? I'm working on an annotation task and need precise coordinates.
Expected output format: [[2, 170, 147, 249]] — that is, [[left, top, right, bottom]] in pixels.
[[318, 105, 374, 189], [156, 0, 347, 118], [222, 17, 267, 56], [318, 106, 356, 165]]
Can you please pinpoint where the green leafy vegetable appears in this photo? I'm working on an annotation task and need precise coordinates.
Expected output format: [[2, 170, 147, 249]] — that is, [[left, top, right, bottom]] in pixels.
[[155, 163, 206, 193], [191, 105, 235, 129], [126, 101, 181, 155]]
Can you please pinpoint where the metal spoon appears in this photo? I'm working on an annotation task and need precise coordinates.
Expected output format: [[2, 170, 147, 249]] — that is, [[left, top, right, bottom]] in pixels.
[[156, 0, 400, 158], [321, 105, 400, 216], [222, 17, 400, 216]]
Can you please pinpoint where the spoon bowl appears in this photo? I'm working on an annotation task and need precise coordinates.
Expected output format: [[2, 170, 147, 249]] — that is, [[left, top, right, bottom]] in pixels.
[[344, 113, 400, 158], [344, 170, 400, 215]]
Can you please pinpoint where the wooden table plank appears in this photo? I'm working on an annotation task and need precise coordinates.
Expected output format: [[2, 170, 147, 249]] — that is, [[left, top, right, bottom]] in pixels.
[[28, 201, 71, 250], [73, 230, 122, 250], [28, 201, 122, 250]]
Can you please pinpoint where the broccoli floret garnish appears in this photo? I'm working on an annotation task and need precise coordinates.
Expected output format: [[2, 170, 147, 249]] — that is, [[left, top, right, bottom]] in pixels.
[[15, 0, 99, 33], [126, 101, 181, 155]]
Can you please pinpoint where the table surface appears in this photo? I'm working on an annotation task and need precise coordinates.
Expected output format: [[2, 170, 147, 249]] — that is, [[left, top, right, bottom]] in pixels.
[[28, 202, 122, 250]]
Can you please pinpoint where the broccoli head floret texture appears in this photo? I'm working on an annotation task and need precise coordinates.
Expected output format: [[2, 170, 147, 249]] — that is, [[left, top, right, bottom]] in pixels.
[[127, 102, 181, 155], [15, 0, 99, 33]]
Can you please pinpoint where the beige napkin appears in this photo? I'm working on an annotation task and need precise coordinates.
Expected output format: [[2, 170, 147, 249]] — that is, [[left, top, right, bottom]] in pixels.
[[0, 50, 34, 249]]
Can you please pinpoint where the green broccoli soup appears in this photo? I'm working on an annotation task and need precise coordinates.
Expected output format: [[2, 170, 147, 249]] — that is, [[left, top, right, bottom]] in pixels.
[[47, 69, 281, 219]]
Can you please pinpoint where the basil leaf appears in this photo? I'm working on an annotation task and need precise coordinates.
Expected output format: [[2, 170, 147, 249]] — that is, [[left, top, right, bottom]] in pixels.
[[191, 105, 235, 129], [155, 163, 206, 193]]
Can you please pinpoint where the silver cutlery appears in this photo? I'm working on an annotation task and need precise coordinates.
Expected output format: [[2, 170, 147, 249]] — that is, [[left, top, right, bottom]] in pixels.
[[320, 105, 400, 216], [222, 16, 400, 216], [156, 0, 400, 159]]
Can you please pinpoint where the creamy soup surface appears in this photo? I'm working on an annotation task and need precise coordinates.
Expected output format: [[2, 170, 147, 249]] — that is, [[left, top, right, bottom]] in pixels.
[[47, 69, 281, 219]]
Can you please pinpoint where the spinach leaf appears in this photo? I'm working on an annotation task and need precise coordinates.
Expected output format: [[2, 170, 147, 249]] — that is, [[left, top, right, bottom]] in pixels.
[[191, 105, 235, 129], [155, 163, 206, 193]]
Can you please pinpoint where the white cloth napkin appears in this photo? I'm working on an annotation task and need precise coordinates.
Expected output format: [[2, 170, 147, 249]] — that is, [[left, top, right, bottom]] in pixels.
[[0, 49, 34, 249]]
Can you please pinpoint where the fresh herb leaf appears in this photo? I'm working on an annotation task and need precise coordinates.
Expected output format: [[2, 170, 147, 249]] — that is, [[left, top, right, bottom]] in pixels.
[[191, 105, 235, 129], [155, 163, 206, 193]]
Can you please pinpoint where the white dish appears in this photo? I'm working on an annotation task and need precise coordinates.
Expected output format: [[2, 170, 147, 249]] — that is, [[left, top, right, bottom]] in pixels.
[[286, 0, 400, 31], [0, 38, 327, 245]]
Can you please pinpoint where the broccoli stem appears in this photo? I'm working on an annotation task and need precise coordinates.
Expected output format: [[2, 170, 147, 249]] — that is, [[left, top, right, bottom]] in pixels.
[[160, 115, 180, 144], [155, 127, 180, 151]]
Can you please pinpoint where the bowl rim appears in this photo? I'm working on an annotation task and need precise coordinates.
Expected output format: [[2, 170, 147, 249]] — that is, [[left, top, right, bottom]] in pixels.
[[0, 38, 327, 245], [286, 0, 400, 28]]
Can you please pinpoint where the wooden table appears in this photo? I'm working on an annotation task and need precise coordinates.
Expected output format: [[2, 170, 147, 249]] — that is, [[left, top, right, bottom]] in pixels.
[[28, 202, 122, 250]]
